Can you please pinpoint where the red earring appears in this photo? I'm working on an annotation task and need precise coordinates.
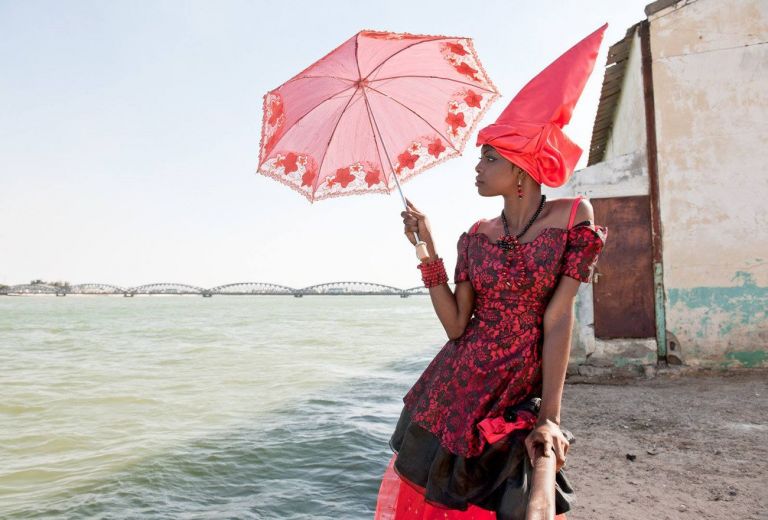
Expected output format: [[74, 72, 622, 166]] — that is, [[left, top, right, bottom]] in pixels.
[[517, 172, 524, 199]]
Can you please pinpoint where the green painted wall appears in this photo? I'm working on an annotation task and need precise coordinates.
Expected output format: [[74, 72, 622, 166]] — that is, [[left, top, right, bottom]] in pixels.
[[667, 272, 767, 367]]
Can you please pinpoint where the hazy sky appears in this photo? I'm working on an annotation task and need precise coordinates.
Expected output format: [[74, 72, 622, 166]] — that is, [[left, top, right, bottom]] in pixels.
[[1, 0, 652, 289]]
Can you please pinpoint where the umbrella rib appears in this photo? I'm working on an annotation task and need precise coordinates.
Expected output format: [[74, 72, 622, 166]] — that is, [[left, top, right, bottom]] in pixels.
[[354, 33, 363, 82], [363, 89, 399, 190], [360, 89, 392, 191], [362, 91, 407, 204], [369, 74, 497, 94], [285, 75, 357, 85], [269, 84, 357, 160], [354, 36, 391, 189], [312, 87, 362, 195], [364, 85, 459, 153], [364, 37, 453, 80]]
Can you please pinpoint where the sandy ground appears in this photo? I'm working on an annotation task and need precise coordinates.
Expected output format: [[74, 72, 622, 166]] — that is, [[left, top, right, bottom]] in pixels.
[[561, 369, 768, 520]]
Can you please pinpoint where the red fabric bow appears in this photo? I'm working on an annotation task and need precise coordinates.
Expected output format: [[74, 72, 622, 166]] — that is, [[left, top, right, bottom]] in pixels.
[[477, 410, 537, 444]]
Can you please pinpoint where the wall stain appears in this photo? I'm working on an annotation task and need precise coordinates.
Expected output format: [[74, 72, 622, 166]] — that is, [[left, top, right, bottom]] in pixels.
[[723, 351, 767, 368]]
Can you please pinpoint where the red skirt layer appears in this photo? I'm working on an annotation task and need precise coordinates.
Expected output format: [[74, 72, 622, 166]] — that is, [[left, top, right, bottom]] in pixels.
[[375, 455, 567, 520]]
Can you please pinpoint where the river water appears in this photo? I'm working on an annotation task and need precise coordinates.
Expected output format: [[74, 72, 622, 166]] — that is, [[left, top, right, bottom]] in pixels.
[[0, 295, 445, 519]]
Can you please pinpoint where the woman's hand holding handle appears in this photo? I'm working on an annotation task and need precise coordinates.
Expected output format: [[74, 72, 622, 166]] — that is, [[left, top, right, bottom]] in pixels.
[[401, 198, 437, 261]]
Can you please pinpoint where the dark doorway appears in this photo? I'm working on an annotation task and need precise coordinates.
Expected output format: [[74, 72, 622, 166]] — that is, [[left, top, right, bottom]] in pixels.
[[591, 196, 656, 339]]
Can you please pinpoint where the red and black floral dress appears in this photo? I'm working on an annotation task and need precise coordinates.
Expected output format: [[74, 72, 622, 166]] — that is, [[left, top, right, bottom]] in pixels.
[[376, 210, 606, 520]]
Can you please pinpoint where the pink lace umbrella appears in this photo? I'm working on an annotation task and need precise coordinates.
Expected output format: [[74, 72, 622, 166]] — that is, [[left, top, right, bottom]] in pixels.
[[257, 30, 499, 205]]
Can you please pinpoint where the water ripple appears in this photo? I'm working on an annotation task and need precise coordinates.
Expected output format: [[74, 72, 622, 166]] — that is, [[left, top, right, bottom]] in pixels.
[[0, 296, 444, 519]]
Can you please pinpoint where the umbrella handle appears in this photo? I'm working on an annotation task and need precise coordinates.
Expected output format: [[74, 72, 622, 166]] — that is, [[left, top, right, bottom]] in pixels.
[[414, 239, 430, 261], [526, 445, 557, 520]]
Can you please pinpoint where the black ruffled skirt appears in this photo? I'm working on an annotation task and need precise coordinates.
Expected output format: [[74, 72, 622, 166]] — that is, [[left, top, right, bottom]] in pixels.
[[387, 399, 575, 520]]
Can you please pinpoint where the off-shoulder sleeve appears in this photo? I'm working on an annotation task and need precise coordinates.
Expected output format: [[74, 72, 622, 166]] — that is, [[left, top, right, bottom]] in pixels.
[[454, 232, 471, 284], [559, 224, 607, 282]]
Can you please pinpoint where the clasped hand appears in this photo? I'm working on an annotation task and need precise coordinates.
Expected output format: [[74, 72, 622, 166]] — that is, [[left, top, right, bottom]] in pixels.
[[524, 419, 569, 471]]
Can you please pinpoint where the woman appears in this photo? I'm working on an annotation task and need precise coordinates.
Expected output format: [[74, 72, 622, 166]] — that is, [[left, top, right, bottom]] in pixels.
[[375, 25, 608, 520]]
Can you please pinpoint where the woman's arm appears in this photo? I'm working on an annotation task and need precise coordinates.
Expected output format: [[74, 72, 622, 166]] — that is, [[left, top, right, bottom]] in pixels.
[[523, 267, 579, 470], [426, 281, 475, 340], [401, 199, 475, 340], [525, 199, 595, 469]]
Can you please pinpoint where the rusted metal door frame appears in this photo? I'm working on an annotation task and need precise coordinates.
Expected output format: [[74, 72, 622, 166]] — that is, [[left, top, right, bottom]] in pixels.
[[640, 19, 668, 364]]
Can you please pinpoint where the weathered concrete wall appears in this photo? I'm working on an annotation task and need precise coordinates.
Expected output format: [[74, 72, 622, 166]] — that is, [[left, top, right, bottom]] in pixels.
[[604, 28, 648, 160], [649, 0, 768, 367], [560, 150, 648, 199]]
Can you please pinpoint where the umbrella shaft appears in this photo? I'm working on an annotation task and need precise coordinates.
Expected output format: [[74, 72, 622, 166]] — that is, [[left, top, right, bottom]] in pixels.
[[391, 174, 423, 243]]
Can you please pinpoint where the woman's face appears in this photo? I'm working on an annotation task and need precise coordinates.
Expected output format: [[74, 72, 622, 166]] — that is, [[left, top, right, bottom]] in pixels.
[[474, 145, 517, 196]]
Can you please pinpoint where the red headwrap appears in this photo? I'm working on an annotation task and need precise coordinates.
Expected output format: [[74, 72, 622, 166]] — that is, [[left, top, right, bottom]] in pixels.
[[477, 24, 607, 187]]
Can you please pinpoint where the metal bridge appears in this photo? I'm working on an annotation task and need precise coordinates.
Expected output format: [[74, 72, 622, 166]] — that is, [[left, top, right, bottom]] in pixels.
[[0, 282, 435, 297]]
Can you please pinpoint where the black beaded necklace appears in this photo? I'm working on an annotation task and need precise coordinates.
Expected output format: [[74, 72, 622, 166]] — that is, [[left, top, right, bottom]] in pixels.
[[496, 195, 547, 251]]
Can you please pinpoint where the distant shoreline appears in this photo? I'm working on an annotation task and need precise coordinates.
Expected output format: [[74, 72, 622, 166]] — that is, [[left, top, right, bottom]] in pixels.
[[0, 282, 436, 297], [0, 293, 429, 297]]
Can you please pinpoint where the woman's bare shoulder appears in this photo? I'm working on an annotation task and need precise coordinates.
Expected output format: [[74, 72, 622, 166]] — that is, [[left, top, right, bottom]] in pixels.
[[468, 216, 502, 234], [544, 197, 594, 227], [547, 197, 588, 210]]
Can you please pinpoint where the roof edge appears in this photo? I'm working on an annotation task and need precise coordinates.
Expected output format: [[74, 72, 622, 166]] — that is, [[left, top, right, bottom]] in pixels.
[[644, 0, 683, 17], [586, 23, 641, 166]]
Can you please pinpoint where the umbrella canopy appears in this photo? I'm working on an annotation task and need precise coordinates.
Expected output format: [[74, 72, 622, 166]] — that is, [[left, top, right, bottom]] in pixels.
[[258, 30, 499, 203]]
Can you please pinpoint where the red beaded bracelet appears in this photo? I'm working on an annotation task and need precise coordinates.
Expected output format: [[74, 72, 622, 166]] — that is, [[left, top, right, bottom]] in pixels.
[[417, 257, 448, 288]]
